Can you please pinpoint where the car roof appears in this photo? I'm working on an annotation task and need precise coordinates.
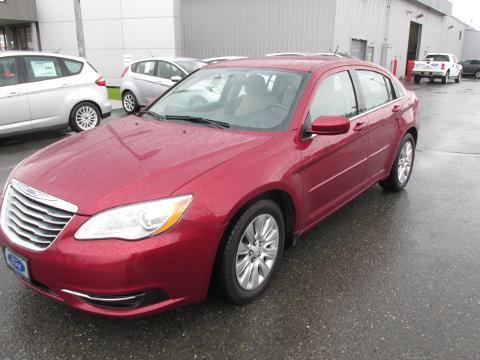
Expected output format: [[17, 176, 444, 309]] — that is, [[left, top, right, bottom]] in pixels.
[[207, 56, 380, 73], [0, 50, 86, 62], [132, 57, 204, 64]]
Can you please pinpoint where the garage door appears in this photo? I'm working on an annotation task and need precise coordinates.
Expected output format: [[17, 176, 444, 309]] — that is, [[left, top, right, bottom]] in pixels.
[[351, 39, 366, 60]]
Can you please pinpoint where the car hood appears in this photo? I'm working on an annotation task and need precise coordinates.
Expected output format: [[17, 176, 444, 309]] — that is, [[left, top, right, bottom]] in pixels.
[[12, 117, 272, 215]]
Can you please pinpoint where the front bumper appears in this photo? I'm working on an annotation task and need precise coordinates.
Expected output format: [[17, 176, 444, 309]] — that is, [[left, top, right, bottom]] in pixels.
[[0, 214, 225, 318]]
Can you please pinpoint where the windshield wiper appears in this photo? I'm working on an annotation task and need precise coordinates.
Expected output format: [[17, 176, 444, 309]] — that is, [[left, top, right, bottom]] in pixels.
[[134, 110, 165, 120], [164, 115, 230, 129]]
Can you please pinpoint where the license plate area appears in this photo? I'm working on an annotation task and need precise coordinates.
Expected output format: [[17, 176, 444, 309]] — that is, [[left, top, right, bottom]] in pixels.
[[4, 247, 30, 281]]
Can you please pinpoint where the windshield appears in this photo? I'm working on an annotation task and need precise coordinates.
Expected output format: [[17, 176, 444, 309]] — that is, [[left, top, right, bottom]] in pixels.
[[148, 67, 308, 132], [425, 55, 450, 62], [177, 60, 206, 74]]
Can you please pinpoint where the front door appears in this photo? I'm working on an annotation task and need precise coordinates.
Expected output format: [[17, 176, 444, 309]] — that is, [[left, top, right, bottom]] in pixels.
[[0, 56, 31, 135], [300, 69, 370, 227]]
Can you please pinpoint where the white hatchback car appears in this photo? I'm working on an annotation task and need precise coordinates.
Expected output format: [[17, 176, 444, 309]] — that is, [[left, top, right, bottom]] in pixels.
[[0, 51, 111, 137], [120, 57, 206, 113]]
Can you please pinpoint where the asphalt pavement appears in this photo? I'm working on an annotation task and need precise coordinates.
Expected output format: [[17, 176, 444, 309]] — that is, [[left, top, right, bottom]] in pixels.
[[0, 79, 479, 359]]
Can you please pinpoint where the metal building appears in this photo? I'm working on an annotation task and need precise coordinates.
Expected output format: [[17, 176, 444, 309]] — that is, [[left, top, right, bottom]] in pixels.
[[0, 0, 40, 51], [181, 0, 472, 77]]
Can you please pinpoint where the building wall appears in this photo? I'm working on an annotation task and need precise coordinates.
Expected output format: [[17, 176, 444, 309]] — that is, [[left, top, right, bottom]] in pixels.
[[333, 0, 468, 77], [181, 0, 337, 58], [462, 30, 480, 60], [0, 0, 37, 22], [36, 0, 181, 86]]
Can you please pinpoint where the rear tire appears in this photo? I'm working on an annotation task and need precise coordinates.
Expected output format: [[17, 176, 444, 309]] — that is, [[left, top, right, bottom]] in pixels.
[[379, 134, 416, 192], [122, 90, 139, 114], [414, 75, 421, 84], [215, 199, 285, 304], [455, 71, 462, 83], [442, 71, 449, 84], [475, 71, 480, 80], [69, 102, 101, 133]]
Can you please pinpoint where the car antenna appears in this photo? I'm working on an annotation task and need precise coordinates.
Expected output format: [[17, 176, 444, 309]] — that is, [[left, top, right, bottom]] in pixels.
[[54, 42, 64, 54], [334, 45, 339, 56]]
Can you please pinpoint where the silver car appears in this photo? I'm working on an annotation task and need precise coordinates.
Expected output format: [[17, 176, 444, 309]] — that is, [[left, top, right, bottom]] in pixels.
[[0, 51, 112, 137], [120, 57, 206, 113]]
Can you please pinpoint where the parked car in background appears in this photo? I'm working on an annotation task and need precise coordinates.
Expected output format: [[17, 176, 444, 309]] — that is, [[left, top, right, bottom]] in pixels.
[[203, 56, 247, 64], [120, 57, 206, 113], [0, 51, 111, 137], [266, 52, 345, 58], [0, 57, 419, 317], [412, 53, 462, 84], [460, 59, 480, 79]]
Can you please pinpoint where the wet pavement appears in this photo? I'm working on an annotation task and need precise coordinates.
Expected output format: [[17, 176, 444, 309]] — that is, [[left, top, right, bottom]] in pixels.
[[1, 79, 480, 359]]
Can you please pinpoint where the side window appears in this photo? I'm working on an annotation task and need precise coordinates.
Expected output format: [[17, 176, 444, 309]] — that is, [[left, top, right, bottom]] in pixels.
[[309, 71, 358, 120], [24, 56, 63, 82], [0, 57, 19, 87], [156, 61, 184, 79], [357, 70, 391, 111], [62, 59, 84, 76], [472, 60, 480, 65], [132, 61, 156, 76]]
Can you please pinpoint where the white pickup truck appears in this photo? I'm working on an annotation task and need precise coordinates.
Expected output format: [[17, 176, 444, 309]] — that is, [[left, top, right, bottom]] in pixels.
[[412, 53, 463, 84]]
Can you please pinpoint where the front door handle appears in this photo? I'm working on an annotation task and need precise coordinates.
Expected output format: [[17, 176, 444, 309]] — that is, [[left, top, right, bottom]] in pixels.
[[353, 122, 368, 132], [392, 104, 403, 113], [60, 84, 71, 88], [6, 91, 20, 97]]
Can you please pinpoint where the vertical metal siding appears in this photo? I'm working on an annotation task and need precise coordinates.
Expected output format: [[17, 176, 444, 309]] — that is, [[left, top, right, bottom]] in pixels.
[[0, 0, 37, 21], [181, 0, 336, 58], [333, 0, 468, 76]]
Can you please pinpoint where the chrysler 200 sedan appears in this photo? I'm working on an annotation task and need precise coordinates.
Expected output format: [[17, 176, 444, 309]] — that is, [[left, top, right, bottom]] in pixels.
[[0, 57, 419, 318]]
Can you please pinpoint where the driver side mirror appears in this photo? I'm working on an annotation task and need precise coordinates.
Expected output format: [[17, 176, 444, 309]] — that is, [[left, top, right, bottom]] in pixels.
[[310, 116, 350, 135], [170, 75, 182, 83]]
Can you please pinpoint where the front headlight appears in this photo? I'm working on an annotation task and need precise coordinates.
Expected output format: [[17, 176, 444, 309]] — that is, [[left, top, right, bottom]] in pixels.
[[75, 195, 193, 240]]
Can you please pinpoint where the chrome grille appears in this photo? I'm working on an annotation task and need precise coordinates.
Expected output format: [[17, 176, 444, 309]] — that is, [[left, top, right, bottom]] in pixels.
[[0, 179, 78, 251]]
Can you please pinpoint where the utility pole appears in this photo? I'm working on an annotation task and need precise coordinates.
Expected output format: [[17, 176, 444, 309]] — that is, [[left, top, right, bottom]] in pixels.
[[380, 0, 392, 67], [73, 0, 86, 58]]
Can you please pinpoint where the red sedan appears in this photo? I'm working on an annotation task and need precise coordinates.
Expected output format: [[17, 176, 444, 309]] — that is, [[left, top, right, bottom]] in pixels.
[[0, 57, 419, 317]]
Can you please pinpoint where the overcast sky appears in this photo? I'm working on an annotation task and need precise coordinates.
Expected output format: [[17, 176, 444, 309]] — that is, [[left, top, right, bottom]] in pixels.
[[450, 0, 480, 29]]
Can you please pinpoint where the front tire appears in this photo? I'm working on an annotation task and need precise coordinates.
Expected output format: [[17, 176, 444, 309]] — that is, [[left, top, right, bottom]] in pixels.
[[215, 199, 285, 304], [122, 90, 139, 114], [379, 134, 416, 192], [475, 71, 480, 80], [69, 102, 101, 133]]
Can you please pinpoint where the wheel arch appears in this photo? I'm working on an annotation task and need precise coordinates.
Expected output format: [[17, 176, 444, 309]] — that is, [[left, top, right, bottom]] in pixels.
[[68, 100, 101, 122]]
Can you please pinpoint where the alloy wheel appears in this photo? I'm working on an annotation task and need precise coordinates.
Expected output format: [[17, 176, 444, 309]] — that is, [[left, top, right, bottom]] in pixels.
[[75, 106, 98, 131], [397, 141, 414, 184], [235, 214, 279, 290], [123, 93, 136, 112]]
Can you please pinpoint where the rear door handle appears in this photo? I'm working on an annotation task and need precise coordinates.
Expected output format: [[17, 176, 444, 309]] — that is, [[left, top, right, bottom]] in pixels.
[[6, 91, 20, 97], [392, 104, 403, 113], [60, 84, 71, 88], [353, 122, 368, 132]]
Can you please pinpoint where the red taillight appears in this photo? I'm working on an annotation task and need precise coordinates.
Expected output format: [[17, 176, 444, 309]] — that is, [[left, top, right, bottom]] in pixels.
[[441, 63, 445, 70], [95, 76, 106, 87], [121, 66, 129, 78]]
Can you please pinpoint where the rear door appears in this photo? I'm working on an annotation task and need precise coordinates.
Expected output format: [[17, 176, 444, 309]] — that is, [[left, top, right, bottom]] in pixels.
[[130, 60, 159, 104], [0, 56, 31, 135], [24, 56, 73, 127], [355, 69, 400, 180], [300, 68, 370, 226]]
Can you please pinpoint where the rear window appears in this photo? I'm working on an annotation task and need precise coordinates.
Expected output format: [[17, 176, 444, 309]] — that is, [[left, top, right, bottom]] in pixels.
[[62, 59, 84, 75], [357, 70, 391, 111], [425, 55, 450, 62]]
